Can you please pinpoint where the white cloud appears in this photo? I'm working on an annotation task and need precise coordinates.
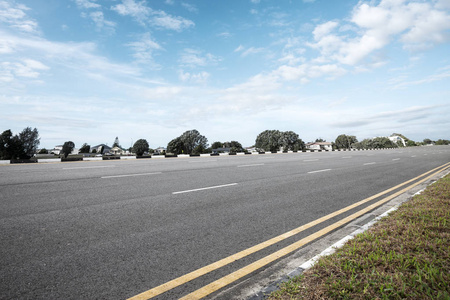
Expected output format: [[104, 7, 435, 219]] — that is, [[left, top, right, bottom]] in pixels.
[[111, 0, 150, 24], [0, 59, 49, 82], [111, 0, 194, 31], [179, 48, 221, 68], [390, 65, 450, 89], [150, 10, 194, 31], [0, 1, 39, 33], [127, 33, 163, 66], [181, 2, 198, 13], [73, 0, 100, 9], [217, 31, 232, 38], [312, 21, 339, 40], [308, 0, 450, 66], [179, 70, 210, 84], [330, 105, 441, 129], [241, 47, 265, 57], [274, 63, 346, 82], [0, 29, 142, 84], [234, 45, 244, 52], [89, 11, 116, 33]]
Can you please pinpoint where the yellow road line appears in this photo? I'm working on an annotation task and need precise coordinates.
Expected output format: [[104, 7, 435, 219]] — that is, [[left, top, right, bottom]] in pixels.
[[128, 162, 449, 300], [180, 162, 449, 299]]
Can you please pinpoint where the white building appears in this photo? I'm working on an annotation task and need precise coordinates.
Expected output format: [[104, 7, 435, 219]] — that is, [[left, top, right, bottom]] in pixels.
[[306, 142, 333, 151], [389, 135, 406, 147], [51, 145, 79, 155]]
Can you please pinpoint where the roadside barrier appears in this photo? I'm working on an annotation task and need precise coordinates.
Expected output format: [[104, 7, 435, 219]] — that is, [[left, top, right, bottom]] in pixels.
[[0, 148, 406, 164]]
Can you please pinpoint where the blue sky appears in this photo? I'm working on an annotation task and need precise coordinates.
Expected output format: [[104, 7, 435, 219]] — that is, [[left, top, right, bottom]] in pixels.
[[1, 0, 449, 149]]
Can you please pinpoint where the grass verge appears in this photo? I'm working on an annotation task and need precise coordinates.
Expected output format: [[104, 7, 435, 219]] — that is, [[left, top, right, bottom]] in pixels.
[[269, 174, 450, 299]]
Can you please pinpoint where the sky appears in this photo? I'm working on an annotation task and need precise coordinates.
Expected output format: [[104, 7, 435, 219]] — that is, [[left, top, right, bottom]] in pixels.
[[1, 0, 449, 149]]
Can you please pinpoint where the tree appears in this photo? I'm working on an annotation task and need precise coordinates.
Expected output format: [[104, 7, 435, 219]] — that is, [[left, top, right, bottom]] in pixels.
[[406, 140, 417, 147], [315, 138, 325, 142], [435, 139, 450, 145], [167, 137, 184, 155], [255, 130, 282, 152], [180, 129, 208, 154], [423, 138, 433, 145], [61, 141, 75, 158], [38, 148, 48, 154], [280, 131, 305, 151], [19, 127, 40, 158], [335, 134, 358, 149], [193, 144, 206, 155], [0, 128, 40, 159], [112, 137, 120, 148], [211, 141, 223, 149], [79, 143, 90, 153], [133, 139, 149, 156], [255, 130, 304, 152], [354, 137, 397, 149], [167, 130, 208, 154], [0, 130, 23, 159]]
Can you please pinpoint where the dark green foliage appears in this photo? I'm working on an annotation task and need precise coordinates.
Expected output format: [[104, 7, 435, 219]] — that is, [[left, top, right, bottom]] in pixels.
[[353, 137, 398, 149], [255, 130, 305, 152], [167, 136, 184, 155], [334, 134, 358, 149], [406, 140, 417, 147], [167, 130, 208, 154], [38, 148, 48, 154], [133, 139, 149, 156], [0, 130, 21, 159], [211, 141, 223, 149], [435, 139, 450, 145], [61, 141, 75, 158], [79, 143, 90, 153], [19, 127, 40, 158], [0, 127, 40, 159]]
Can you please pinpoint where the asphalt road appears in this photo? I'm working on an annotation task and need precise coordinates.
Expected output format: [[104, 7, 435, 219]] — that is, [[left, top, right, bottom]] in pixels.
[[1, 146, 449, 299]]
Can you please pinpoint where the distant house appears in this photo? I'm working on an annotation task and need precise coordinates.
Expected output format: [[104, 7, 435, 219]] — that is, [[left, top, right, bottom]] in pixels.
[[51, 145, 79, 155], [110, 145, 128, 155], [51, 145, 63, 155], [306, 142, 332, 151], [154, 147, 166, 154], [91, 144, 111, 154], [245, 147, 257, 153]]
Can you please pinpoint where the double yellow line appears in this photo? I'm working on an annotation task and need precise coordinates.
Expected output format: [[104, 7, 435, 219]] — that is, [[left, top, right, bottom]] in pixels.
[[129, 162, 449, 300]]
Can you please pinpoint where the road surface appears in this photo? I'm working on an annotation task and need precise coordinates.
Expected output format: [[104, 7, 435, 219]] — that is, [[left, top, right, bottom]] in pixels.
[[1, 146, 449, 299]]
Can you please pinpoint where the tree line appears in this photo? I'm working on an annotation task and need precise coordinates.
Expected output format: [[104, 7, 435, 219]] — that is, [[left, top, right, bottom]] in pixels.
[[0, 127, 40, 160], [1, 127, 449, 160]]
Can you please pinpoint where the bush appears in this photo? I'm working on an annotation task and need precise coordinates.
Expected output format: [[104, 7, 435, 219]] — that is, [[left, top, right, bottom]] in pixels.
[[133, 139, 149, 156]]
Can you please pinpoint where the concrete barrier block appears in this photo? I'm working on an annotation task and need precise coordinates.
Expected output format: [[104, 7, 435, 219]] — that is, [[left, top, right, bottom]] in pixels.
[[38, 158, 61, 163]]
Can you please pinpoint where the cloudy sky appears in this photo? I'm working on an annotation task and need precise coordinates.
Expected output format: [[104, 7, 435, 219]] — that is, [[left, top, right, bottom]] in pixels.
[[1, 0, 449, 149]]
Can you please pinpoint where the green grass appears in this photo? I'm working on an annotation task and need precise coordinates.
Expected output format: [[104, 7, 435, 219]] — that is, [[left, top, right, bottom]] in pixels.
[[269, 174, 450, 300]]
